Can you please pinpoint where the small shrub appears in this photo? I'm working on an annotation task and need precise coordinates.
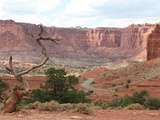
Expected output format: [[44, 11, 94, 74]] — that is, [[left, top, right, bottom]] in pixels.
[[108, 91, 149, 108], [114, 88, 118, 92], [57, 90, 90, 103], [31, 89, 89, 104], [125, 80, 132, 89], [144, 98, 160, 110], [127, 80, 131, 84], [112, 84, 116, 87], [131, 90, 148, 105], [97, 91, 160, 110], [0, 80, 8, 103], [44, 68, 67, 94], [31, 89, 53, 102], [0, 80, 8, 94], [108, 96, 133, 107], [16, 99, 33, 110], [31, 67, 89, 104]]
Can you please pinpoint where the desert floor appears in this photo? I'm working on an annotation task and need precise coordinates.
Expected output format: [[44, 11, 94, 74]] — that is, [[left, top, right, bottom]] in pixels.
[[0, 110, 160, 120]]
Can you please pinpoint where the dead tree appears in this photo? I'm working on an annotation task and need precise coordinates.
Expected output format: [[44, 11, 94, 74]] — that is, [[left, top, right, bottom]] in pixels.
[[2, 25, 60, 113]]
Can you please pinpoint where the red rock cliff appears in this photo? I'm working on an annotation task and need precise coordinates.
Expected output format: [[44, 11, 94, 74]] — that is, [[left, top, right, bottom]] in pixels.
[[0, 20, 159, 65], [147, 24, 160, 60]]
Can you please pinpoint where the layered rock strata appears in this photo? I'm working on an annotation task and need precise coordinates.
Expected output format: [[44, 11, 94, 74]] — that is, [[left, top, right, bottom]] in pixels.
[[0, 20, 159, 66]]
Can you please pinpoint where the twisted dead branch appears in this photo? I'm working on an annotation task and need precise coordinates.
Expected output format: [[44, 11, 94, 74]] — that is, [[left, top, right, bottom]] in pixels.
[[2, 24, 60, 113]]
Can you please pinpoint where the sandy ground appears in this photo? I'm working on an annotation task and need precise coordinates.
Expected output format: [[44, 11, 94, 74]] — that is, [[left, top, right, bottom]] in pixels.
[[0, 110, 160, 120]]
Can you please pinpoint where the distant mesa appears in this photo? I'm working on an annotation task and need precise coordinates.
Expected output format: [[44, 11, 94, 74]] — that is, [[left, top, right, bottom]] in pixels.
[[0, 19, 159, 66]]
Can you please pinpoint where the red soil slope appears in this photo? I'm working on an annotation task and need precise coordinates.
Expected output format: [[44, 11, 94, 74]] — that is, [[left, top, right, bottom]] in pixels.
[[80, 59, 160, 102], [80, 67, 108, 80]]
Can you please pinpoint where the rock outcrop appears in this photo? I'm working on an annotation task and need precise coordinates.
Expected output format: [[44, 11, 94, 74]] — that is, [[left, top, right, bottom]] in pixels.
[[0, 20, 159, 66], [147, 24, 160, 60], [87, 28, 121, 47]]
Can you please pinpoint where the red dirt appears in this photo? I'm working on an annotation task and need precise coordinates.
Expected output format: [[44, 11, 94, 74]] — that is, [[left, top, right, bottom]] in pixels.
[[0, 110, 160, 120], [119, 79, 160, 98], [80, 64, 160, 102], [80, 67, 108, 80]]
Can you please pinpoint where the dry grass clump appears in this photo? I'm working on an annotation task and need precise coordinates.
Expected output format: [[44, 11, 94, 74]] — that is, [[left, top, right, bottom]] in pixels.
[[124, 103, 145, 110], [40, 101, 60, 111], [26, 101, 60, 111], [24, 101, 93, 114], [59, 103, 75, 111], [73, 103, 92, 115]]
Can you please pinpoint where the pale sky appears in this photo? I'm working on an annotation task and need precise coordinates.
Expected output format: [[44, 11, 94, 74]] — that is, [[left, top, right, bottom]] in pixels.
[[0, 0, 159, 27]]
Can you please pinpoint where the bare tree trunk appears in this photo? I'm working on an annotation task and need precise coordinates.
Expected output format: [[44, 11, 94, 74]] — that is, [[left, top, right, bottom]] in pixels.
[[2, 87, 23, 113], [2, 25, 60, 113]]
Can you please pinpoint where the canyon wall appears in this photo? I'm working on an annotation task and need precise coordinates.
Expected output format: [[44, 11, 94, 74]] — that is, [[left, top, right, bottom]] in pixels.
[[87, 28, 121, 47], [147, 24, 160, 60], [0, 20, 159, 66]]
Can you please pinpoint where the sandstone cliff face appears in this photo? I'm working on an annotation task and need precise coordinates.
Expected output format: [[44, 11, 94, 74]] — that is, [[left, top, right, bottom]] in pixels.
[[0, 20, 159, 66], [147, 24, 160, 60], [0, 20, 29, 51], [87, 28, 121, 47]]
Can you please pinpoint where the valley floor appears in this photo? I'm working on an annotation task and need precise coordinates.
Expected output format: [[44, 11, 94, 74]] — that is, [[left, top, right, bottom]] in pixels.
[[0, 110, 160, 120]]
